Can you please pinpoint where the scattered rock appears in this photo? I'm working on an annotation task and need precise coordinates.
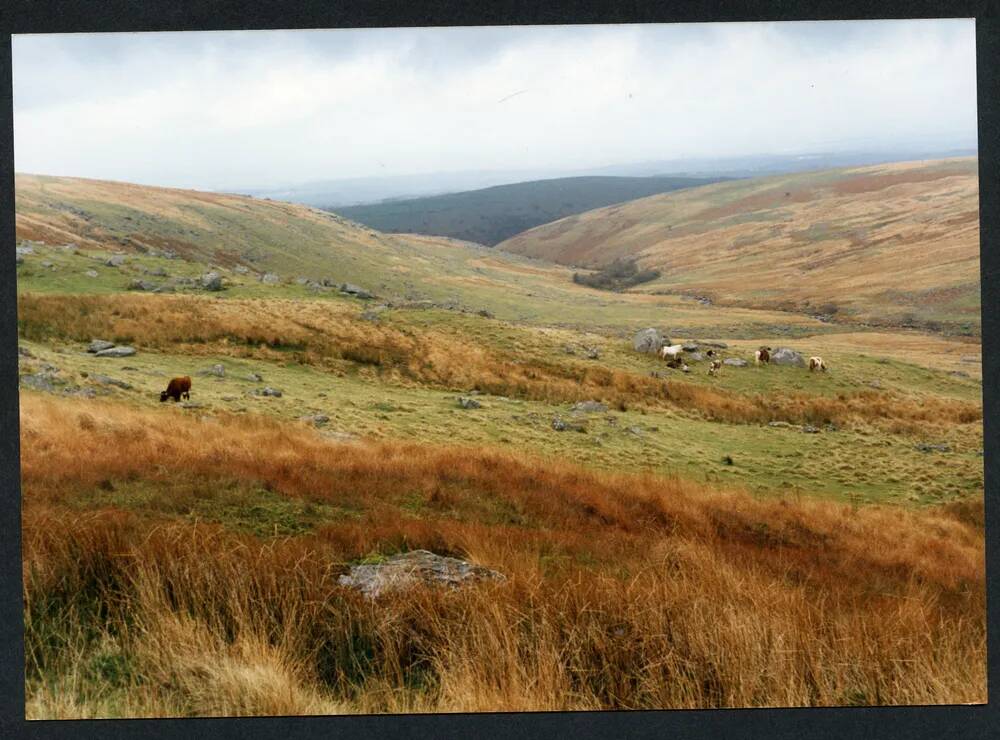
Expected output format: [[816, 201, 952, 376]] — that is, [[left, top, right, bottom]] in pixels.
[[198, 364, 226, 377], [624, 426, 643, 436], [201, 272, 223, 291], [457, 396, 481, 409], [682, 343, 699, 352], [632, 328, 667, 354], [234, 265, 249, 274], [338, 550, 505, 599], [253, 386, 283, 397], [477, 309, 494, 318], [770, 347, 806, 367], [300, 414, 330, 427], [84, 270, 99, 278], [584, 346, 601, 360], [261, 272, 280, 284], [128, 279, 159, 291], [87, 339, 116, 353], [144, 266, 168, 277], [802, 425, 821, 434], [768, 421, 792, 428], [701, 341, 729, 349], [868, 380, 883, 389], [247, 372, 263, 382], [19, 373, 57, 391], [91, 374, 132, 389], [15, 244, 34, 257], [41, 260, 54, 269], [105, 255, 127, 267], [180, 402, 205, 409], [723, 358, 748, 367], [95, 346, 137, 358], [915, 443, 951, 453], [571, 400, 608, 414], [552, 417, 587, 432], [340, 283, 373, 299], [687, 352, 705, 362]]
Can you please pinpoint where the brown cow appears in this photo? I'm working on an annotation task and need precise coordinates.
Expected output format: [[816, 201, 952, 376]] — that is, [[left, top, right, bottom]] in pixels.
[[708, 360, 722, 377], [754, 347, 772, 366], [160, 376, 192, 402]]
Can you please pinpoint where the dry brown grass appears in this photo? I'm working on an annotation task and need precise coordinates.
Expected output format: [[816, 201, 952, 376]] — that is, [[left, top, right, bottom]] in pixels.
[[21, 394, 985, 715], [17, 292, 982, 431]]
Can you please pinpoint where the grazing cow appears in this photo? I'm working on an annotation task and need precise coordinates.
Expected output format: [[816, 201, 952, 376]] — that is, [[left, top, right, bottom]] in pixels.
[[754, 346, 772, 366], [160, 376, 192, 402], [708, 360, 722, 377], [808, 356, 827, 372], [659, 343, 684, 361], [706, 349, 716, 358]]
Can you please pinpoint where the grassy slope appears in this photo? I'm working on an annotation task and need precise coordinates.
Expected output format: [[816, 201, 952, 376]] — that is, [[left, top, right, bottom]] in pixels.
[[16, 174, 831, 336], [331, 175, 724, 246], [15, 169, 984, 715], [497, 158, 980, 331]]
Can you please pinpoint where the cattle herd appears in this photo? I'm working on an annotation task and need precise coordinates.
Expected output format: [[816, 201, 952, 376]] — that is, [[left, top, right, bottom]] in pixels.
[[157, 343, 828, 404], [659, 342, 827, 378]]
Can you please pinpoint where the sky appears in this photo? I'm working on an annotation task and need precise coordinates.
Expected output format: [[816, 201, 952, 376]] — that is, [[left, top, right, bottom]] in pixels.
[[12, 20, 978, 191]]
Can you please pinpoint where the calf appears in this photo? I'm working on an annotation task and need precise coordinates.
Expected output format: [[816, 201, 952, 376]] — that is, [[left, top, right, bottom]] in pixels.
[[808, 356, 827, 372], [708, 360, 722, 377], [754, 347, 772, 366], [160, 376, 192, 402]]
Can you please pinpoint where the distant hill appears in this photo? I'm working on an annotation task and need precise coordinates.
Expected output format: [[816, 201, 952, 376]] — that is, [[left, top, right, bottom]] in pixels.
[[498, 158, 980, 333], [328, 175, 726, 247]]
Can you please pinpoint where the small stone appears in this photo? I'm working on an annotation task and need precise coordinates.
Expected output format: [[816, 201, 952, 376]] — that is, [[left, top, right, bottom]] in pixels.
[[201, 272, 223, 291], [84, 270, 99, 278], [253, 386, 283, 397], [915, 443, 951, 453], [91, 374, 132, 389], [247, 372, 263, 382], [95, 346, 137, 358], [105, 255, 127, 267], [261, 272, 280, 284], [87, 340, 116, 353], [338, 550, 505, 599], [802, 425, 821, 434], [458, 396, 482, 409], [723, 358, 748, 367], [571, 400, 608, 414]]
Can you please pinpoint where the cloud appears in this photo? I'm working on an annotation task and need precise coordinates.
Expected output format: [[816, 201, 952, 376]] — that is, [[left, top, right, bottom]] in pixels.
[[12, 20, 977, 190]]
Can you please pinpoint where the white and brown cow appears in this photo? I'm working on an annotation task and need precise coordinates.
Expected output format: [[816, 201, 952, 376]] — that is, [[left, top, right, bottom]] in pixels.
[[808, 356, 827, 372]]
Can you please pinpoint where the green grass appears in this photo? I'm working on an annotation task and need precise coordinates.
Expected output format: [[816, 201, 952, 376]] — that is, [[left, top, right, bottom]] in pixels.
[[18, 331, 983, 506]]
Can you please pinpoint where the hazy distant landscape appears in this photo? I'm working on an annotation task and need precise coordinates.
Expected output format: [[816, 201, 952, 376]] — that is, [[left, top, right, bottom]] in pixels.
[[330, 175, 725, 246], [14, 20, 983, 719]]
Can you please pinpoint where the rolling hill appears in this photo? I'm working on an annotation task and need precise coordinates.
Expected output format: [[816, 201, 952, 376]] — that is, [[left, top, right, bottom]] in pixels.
[[497, 158, 980, 333], [329, 175, 725, 247]]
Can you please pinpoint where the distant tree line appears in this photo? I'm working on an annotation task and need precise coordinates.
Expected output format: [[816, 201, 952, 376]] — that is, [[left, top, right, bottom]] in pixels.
[[572, 259, 661, 292]]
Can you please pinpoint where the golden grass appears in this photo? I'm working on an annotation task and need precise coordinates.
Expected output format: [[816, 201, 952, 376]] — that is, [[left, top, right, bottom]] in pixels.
[[17, 292, 982, 431], [22, 394, 985, 715], [498, 159, 980, 328]]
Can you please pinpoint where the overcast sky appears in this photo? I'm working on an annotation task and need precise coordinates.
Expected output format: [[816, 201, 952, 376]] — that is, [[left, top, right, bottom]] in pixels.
[[12, 20, 978, 191]]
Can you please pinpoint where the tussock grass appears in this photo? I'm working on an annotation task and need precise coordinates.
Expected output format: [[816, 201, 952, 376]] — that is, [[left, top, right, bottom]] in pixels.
[[17, 292, 981, 430], [22, 394, 985, 716]]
